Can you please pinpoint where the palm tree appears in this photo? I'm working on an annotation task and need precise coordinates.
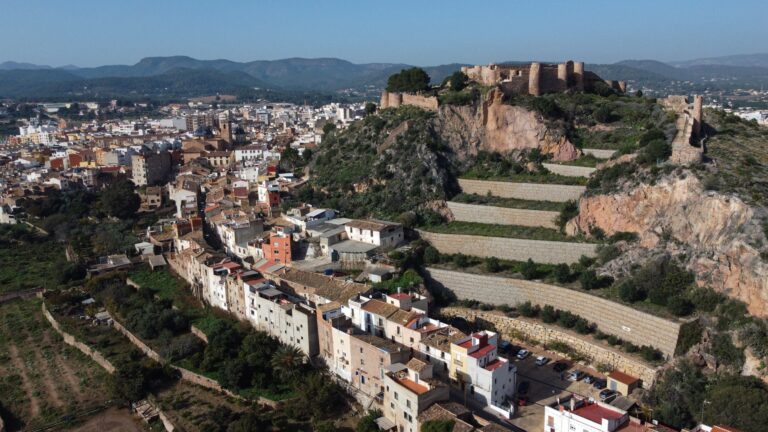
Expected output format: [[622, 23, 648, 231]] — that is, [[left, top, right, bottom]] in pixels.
[[270, 344, 305, 381]]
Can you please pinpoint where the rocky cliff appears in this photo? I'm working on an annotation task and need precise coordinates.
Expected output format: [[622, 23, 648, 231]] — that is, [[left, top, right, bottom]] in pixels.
[[434, 89, 580, 162], [566, 172, 768, 316]]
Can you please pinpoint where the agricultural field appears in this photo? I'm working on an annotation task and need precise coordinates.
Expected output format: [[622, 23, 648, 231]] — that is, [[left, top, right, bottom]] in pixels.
[[0, 298, 113, 431]]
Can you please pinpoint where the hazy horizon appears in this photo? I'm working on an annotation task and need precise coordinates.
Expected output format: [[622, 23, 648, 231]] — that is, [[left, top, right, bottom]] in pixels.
[[2, 0, 766, 68]]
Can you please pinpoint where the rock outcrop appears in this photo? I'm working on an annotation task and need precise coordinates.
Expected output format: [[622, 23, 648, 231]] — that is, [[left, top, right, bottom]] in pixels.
[[566, 172, 768, 316], [435, 89, 580, 162]]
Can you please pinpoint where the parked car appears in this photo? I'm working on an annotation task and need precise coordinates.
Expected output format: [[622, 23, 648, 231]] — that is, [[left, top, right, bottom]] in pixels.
[[516, 349, 530, 360], [552, 362, 568, 373], [535, 356, 550, 366], [592, 379, 607, 390], [518, 381, 530, 395], [583, 375, 595, 384], [599, 389, 618, 402], [568, 370, 585, 381]]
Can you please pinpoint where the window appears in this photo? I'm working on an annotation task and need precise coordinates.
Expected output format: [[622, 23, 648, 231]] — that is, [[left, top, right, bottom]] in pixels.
[[394, 392, 399, 400], [406, 400, 411, 409]]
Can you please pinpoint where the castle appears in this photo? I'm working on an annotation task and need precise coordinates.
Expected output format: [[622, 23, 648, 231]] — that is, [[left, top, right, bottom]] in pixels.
[[380, 60, 626, 111], [461, 60, 626, 96]]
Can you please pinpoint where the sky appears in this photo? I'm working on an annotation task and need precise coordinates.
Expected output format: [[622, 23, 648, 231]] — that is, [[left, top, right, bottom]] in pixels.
[[1, 0, 766, 67]]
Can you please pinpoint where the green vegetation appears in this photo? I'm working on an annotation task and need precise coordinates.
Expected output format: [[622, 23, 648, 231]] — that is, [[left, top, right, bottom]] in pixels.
[[421, 221, 596, 243], [0, 225, 79, 293], [421, 420, 455, 432], [646, 360, 768, 431], [373, 269, 423, 293], [558, 154, 601, 167], [386, 67, 431, 93], [699, 109, 768, 208], [450, 192, 565, 211], [462, 151, 589, 185], [305, 105, 457, 220]]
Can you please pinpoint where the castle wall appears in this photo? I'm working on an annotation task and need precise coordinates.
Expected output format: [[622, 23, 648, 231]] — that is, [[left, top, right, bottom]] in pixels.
[[446, 201, 559, 229], [425, 268, 682, 357], [458, 178, 586, 202], [528, 62, 541, 96], [380, 90, 437, 111], [417, 230, 597, 264]]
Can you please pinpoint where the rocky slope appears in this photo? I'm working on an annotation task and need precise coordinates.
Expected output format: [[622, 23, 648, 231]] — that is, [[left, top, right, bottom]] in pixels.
[[434, 89, 580, 161], [567, 171, 768, 316]]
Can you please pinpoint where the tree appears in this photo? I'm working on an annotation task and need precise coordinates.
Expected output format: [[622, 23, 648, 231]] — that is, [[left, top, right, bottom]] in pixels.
[[556, 201, 579, 231], [386, 68, 431, 93], [357, 409, 382, 432], [637, 139, 671, 166], [667, 295, 694, 316], [322, 122, 337, 135], [444, 71, 469, 91], [453, 253, 470, 268], [541, 305, 558, 323], [110, 364, 147, 403], [579, 270, 599, 290], [99, 178, 139, 219], [364, 102, 377, 116], [618, 280, 645, 303], [270, 345, 305, 382], [553, 264, 571, 283], [423, 246, 440, 264], [296, 372, 344, 420]]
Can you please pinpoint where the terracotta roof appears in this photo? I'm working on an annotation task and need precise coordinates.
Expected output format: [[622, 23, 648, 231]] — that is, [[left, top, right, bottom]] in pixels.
[[389, 309, 421, 326], [608, 370, 639, 385], [406, 357, 429, 373], [572, 402, 625, 424], [277, 268, 369, 304], [392, 376, 429, 395], [361, 299, 400, 318]]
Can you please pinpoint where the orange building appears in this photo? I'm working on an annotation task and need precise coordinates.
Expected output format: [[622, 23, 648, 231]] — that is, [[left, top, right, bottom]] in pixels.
[[263, 232, 292, 265]]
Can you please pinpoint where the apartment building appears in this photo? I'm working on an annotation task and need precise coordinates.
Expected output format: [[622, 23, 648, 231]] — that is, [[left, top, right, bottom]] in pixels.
[[449, 331, 516, 417], [345, 219, 404, 248], [245, 283, 318, 357], [383, 359, 449, 432], [131, 151, 171, 186]]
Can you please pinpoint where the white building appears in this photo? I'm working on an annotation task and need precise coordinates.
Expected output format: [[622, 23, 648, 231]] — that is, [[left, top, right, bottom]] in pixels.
[[544, 397, 632, 432], [345, 219, 404, 248]]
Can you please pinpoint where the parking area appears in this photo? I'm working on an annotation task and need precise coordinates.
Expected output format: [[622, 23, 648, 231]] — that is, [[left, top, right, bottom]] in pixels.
[[503, 345, 614, 431]]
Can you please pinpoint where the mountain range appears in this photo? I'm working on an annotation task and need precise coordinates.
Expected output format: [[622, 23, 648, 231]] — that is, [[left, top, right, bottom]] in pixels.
[[1, 53, 767, 101]]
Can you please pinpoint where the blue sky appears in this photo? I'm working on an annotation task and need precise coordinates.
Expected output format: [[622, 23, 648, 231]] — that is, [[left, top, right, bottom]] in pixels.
[[1, 0, 766, 67]]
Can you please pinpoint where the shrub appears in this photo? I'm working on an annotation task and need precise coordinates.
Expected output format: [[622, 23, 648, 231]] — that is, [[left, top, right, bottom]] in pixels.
[[579, 270, 599, 290], [597, 244, 621, 264], [521, 258, 538, 280], [607, 335, 622, 346], [556, 200, 579, 231], [518, 301, 540, 318], [595, 331, 609, 340], [553, 264, 571, 283], [711, 333, 745, 368], [557, 310, 579, 328], [453, 253, 470, 268], [574, 318, 594, 334], [623, 342, 640, 353], [608, 231, 638, 243], [444, 71, 469, 91], [484, 256, 501, 273], [541, 305, 558, 323], [637, 139, 671, 165], [667, 295, 694, 316], [640, 345, 663, 362], [619, 280, 645, 302]]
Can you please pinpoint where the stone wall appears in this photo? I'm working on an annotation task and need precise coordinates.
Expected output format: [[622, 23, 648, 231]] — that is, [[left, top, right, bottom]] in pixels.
[[417, 231, 597, 264], [446, 201, 558, 229], [440, 307, 659, 386], [661, 95, 704, 165], [0, 287, 45, 304], [42, 303, 117, 373], [190, 325, 209, 343], [158, 410, 176, 432], [458, 179, 585, 202], [582, 148, 616, 159], [425, 268, 681, 357], [380, 91, 438, 111], [542, 163, 596, 178]]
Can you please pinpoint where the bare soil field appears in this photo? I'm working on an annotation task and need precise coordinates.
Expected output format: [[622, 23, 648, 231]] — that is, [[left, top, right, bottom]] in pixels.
[[64, 408, 146, 432], [0, 298, 112, 431]]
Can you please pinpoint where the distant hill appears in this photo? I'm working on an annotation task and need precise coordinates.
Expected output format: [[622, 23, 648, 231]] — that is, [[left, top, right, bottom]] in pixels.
[[1, 54, 767, 101], [671, 53, 768, 68]]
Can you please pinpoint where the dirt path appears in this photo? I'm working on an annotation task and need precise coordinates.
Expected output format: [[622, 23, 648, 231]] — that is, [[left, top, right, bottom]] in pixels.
[[8, 343, 41, 417], [65, 407, 145, 432], [44, 329, 87, 403]]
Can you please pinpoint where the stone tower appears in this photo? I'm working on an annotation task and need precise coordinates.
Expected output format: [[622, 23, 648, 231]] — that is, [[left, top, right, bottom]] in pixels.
[[692, 95, 703, 136], [557, 63, 568, 91], [574, 62, 585, 91], [528, 62, 541, 96], [220, 119, 232, 144]]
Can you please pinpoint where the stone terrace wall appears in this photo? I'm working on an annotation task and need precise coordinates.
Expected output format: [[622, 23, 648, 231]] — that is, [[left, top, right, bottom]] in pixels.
[[458, 179, 585, 202], [42, 303, 117, 373], [582, 148, 616, 159], [425, 268, 681, 357], [446, 201, 558, 229], [441, 307, 659, 386], [542, 163, 596, 178], [418, 231, 597, 264]]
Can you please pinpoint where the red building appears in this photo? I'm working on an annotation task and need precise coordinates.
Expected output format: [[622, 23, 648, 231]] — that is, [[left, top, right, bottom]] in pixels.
[[263, 232, 292, 265]]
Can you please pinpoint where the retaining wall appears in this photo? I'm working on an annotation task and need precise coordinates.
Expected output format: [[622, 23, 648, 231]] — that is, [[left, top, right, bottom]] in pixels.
[[458, 179, 585, 202], [446, 201, 558, 229], [190, 325, 209, 343], [0, 288, 45, 304], [582, 148, 616, 159], [41, 303, 117, 373], [542, 163, 596, 178], [111, 316, 282, 407], [441, 307, 659, 386], [425, 268, 681, 357], [417, 231, 597, 264]]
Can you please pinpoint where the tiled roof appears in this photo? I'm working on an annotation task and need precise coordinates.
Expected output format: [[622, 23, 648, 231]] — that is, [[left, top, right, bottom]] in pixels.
[[346, 219, 400, 231], [361, 299, 399, 318], [608, 370, 639, 385], [406, 357, 429, 373]]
